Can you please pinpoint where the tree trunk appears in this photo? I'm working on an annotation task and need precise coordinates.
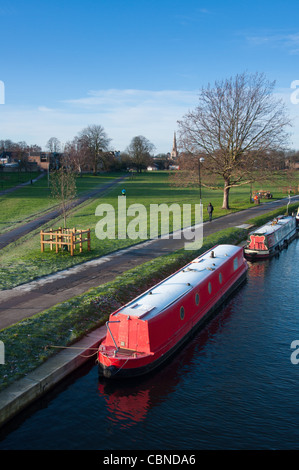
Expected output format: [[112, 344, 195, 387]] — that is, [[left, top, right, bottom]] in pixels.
[[93, 155, 97, 175], [222, 181, 230, 209]]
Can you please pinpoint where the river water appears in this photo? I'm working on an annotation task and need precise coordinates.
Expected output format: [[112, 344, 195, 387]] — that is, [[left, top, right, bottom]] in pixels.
[[0, 238, 298, 450]]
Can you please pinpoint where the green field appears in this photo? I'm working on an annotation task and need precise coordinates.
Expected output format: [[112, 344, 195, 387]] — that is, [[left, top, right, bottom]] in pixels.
[[0, 170, 298, 290], [0, 170, 40, 191], [0, 171, 122, 235]]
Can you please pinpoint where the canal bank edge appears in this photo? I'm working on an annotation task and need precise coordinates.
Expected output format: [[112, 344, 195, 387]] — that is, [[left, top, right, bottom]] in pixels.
[[0, 202, 298, 429], [0, 325, 106, 428]]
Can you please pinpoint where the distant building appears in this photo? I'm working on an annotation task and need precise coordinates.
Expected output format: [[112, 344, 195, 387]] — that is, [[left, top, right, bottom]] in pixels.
[[0, 151, 12, 165], [28, 152, 51, 170], [170, 132, 178, 159], [28, 152, 62, 170]]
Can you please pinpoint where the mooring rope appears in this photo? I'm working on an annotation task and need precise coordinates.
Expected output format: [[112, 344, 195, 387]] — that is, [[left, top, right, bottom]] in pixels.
[[48, 345, 99, 358]]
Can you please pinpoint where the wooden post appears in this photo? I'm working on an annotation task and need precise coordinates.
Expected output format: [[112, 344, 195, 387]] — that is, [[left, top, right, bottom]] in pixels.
[[73, 228, 76, 255], [40, 231, 44, 252], [79, 230, 82, 253], [70, 230, 74, 256], [50, 228, 53, 251], [88, 228, 91, 251], [58, 227, 61, 251]]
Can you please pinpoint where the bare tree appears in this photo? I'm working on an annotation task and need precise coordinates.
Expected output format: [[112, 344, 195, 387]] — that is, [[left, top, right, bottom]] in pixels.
[[64, 137, 89, 176], [50, 158, 77, 228], [177, 72, 292, 209], [126, 135, 155, 172], [11, 141, 29, 171], [77, 125, 111, 175], [46, 137, 61, 153]]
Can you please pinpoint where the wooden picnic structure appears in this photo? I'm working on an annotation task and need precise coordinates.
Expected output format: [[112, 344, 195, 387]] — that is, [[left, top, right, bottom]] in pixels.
[[40, 227, 91, 256]]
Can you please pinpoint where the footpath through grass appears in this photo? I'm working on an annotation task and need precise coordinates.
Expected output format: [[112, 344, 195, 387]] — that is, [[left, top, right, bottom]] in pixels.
[[0, 170, 40, 191], [0, 200, 298, 391], [0, 171, 298, 290], [0, 171, 122, 235]]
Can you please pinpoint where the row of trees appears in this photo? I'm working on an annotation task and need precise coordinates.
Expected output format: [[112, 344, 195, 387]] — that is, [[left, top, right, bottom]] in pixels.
[[51, 128, 156, 174], [1, 131, 157, 174], [0, 133, 159, 174]]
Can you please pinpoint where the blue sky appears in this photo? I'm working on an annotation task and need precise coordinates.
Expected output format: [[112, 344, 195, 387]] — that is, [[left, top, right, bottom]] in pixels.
[[1, 0, 299, 153]]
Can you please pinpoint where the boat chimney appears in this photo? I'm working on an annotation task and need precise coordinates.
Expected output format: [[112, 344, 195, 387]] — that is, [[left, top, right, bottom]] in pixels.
[[210, 251, 215, 258]]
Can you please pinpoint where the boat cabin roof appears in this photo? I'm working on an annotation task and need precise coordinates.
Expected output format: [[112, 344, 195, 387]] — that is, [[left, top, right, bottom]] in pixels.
[[250, 216, 293, 236], [114, 244, 241, 321]]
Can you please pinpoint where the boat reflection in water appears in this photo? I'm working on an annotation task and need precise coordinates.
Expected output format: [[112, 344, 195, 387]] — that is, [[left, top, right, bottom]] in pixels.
[[247, 259, 268, 279], [98, 296, 239, 429]]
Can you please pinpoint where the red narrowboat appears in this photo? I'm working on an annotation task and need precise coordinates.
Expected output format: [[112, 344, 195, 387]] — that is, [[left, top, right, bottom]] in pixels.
[[97, 244, 248, 379], [244, 215, 296, 260]]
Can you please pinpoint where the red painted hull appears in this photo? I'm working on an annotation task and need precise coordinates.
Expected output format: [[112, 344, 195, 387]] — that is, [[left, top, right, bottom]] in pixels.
[[98, 245, 248, 379]]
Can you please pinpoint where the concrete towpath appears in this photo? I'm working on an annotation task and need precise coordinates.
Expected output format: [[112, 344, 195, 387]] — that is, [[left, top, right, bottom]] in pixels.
[[0, 175, 127, 250], [1, 195, 298, 331]]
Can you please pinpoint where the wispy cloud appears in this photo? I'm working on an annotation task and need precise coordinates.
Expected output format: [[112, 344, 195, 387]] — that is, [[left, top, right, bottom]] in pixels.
[[246, 30, 299, 55], [2, 87, 298, 152], [174, 7, 212, 26], [0, 89, 199, 152], [64, 89, 197, 108]]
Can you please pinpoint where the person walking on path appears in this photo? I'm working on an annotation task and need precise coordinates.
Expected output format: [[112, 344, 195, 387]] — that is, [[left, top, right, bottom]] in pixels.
[[207, 202, 214, 222]]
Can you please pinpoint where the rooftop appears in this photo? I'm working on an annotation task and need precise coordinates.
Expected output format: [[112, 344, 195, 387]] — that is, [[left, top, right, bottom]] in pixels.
[[115, 244, 240, 321]]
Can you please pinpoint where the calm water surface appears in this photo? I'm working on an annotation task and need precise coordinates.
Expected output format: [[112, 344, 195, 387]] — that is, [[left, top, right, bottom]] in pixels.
[[1, 239, 298, 450]]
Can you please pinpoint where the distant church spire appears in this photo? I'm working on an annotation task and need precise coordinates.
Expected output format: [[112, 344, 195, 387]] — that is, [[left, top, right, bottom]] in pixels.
[[171, 132, 178, 159]]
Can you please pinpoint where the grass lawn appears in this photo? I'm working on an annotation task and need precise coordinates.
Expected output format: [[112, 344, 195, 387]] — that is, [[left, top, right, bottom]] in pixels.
[[0, 171, 124, 235], [0, 170, 298, 290], [0, 170, 40, 191]]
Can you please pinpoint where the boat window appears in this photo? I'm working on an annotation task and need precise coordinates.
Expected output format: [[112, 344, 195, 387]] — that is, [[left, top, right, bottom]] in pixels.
[[195, 293, 200, 306], [180, 306, 185, 320], [219, 272, 222, 284], [234, 257, 238, 271], [208, 282, 212, 294]]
